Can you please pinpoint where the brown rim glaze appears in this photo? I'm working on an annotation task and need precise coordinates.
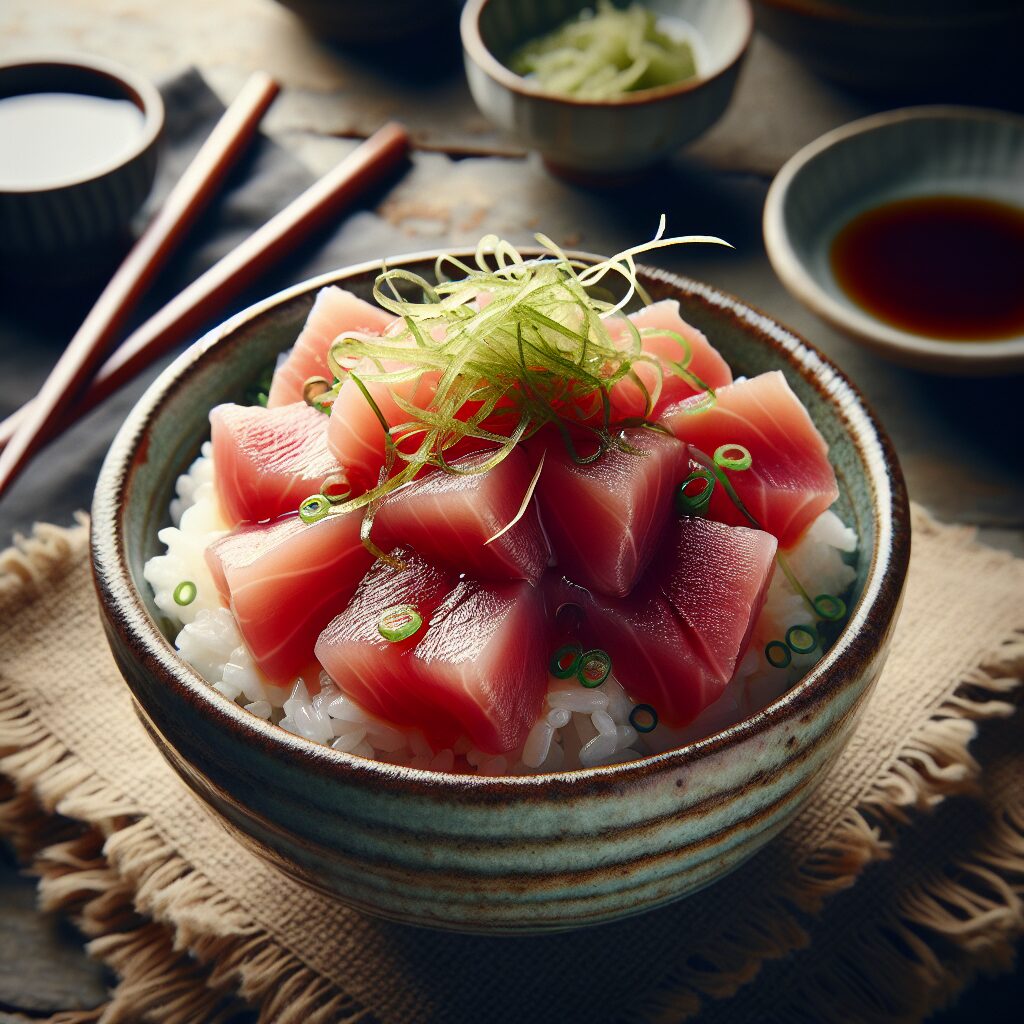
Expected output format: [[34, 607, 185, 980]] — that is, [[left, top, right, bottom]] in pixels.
[[0, 54, 164, 195], [92, 251, 910, 804], [460, 0, 754, 109]]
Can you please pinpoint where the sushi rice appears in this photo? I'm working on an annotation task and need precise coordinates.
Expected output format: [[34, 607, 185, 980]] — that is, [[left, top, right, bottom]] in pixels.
[[144, 445, 857, 775]]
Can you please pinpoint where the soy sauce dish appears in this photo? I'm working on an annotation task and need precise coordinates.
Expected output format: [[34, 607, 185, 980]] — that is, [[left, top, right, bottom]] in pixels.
[[92, 250, 909, 934], [0, 54, 163, 264], [764, 106, 1024, 375]]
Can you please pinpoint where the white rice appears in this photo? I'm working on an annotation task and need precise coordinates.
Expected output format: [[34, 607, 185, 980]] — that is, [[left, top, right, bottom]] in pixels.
[[147, 450, 857, 774]]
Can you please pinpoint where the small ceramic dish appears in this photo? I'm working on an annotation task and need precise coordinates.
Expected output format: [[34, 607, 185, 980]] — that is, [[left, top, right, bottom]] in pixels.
[[752, 0, 1024, 102], [461, 0, 753, 177], [0, 54, 163, 266], [763, 106, 1024, 375], [91, 250, 909, 934]]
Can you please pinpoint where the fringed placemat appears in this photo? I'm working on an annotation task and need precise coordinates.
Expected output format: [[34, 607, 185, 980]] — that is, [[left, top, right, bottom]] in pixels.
[[1, 504, 1022, 1024]]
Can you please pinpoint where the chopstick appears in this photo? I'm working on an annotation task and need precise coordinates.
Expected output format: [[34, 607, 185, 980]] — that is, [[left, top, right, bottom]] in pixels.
[[0, 71, 281, 498], [0, 122, 410, 462]]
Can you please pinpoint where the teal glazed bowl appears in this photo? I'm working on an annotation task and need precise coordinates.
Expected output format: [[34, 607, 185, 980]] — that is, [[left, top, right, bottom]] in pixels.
[[92, 253, 910, 934]]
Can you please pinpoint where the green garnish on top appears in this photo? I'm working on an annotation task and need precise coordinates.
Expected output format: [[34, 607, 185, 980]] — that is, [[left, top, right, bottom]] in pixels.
[[509, 1, 698, 101], [305, 221, 727, 562]]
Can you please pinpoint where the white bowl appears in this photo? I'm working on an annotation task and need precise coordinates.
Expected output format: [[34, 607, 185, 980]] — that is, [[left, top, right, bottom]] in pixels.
[[461, 0, 752, 177], [763, 106, 1024, 375]]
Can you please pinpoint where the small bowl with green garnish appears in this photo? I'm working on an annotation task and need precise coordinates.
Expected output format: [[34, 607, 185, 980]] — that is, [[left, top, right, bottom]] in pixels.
[[461, 0, 753, 178]]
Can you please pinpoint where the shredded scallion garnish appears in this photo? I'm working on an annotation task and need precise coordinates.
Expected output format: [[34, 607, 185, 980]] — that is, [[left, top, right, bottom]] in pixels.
[[377, 604, 423, 643], [765, 641, 791, 669], [550, 643, 583, 679], [629, 703, 658, 733], [785, 624, 818, 655], [674, 468, 715, 516], [298, 494, 331, 524], [299, 221, 727, 556], [713, 443, 752, 472], [577, 648, 612, 688]]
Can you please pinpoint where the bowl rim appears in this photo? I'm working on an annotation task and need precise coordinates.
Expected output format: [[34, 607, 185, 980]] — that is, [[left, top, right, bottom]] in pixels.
[[762, 104, 1024, 371], [92, 249, 910, 797], [0, 53, 164, 196], [460, 0, 753, 108]]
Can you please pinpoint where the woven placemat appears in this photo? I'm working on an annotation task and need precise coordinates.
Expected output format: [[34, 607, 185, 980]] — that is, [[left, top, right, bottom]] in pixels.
[[0, 504, 1022, 1024]]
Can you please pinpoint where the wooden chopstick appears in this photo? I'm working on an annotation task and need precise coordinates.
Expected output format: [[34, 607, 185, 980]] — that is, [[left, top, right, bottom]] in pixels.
[[0, 122, 410, 460], [0, 70, 280, 498]]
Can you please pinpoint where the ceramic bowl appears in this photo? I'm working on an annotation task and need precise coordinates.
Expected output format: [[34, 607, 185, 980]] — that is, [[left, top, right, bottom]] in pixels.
[[0, 54, 163, 267], [763, 106, 1024, 375], [461, 0, 752, 177], [752, 0, 1024, 103], [91, 252, 909, 934], [272, 0, 463, 45]]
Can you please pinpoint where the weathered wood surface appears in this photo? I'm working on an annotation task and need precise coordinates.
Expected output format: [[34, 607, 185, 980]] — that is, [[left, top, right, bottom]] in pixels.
[[0, 0, 1022, 1019]]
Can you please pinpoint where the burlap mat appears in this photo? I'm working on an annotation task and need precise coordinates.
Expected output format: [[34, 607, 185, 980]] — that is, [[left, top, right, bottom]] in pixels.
[[0, 504, 1022, 1024]]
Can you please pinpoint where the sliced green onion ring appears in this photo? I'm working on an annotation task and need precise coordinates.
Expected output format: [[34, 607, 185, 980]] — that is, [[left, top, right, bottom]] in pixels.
[[377, 604, 423, 643], [550, 643, 582, 680], [629, 703, 658, 733], [765, 641, 791, 669], [320, 472, 351, 505], [554, 602, 584, 634], [814, 593, 847, 621], [298, 494, 331, 524], [785, 624, 818, 655], [713, 443, 752, 472], [577, 648, 611, 689], [675, 469, 715, 516], [173, 581, 197, 607]]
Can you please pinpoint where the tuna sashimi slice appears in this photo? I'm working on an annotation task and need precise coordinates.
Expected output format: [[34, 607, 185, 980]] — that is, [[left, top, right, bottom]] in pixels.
[[373, 448, 550, 583], [535, 428, 690, 597], [318, 556, 549, 754], [548, 517, 777, 727], [660, 371, 839, 548], [315, 550, 462, 747], [607, 301, 733, 420], [266, 287, 395, 408], [326, 359, 440, 490], [206, 511, 374, 685], [211, 402, 345, 527]]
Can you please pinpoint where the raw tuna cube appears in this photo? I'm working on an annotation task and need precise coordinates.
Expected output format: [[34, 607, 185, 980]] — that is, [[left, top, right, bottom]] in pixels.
[[326, 358, 440, 490], [267, 287, 395, 408], [315, 550, 461, 747], [373, 448, 550, 582], [607, 300, 733, 420], [318, 556, 549, 754], [547, 517, 777, 727], [535, 427, 690, 597], [660, 370, 839, 548], [211, 402, 345, 527], [206, 511, 374, 685]]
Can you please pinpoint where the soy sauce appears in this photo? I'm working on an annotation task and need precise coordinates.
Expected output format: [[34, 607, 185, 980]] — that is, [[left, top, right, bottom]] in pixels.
[[829, 195, 1024, 341]]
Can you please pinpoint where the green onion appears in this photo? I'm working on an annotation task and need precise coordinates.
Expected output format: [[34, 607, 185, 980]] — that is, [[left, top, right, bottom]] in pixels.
[[675, 468, 715, 516], [765, 641, 791, 668], [320, 472, 351, 505], [786, 624, 818, 655], [298, 494, 331, 524], [554, 602, 584, 634], [550, 643, 582, 679], [377, 604, 423, 643], [629, 703, 658, 733], [713, 443, 752, 472], [814, 594, 847, 621], [577, 649, 611, 688], [173, 581, 197, 606]]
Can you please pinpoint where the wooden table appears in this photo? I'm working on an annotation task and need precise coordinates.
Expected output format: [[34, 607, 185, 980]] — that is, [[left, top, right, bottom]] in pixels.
[[1, 1, 1021, 1019]]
